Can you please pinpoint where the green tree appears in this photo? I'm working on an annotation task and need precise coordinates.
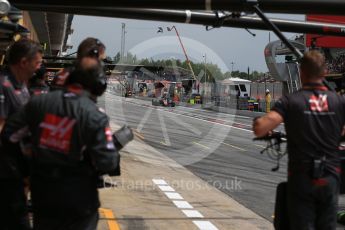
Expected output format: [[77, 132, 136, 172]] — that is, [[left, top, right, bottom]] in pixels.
[[111, 54, 266, 81], [140, 58, 150, 66], [238, 72, 249, 79], [231, 70, 240, 78], [113, 52, 121, 63], [223, 71, 232, 79]]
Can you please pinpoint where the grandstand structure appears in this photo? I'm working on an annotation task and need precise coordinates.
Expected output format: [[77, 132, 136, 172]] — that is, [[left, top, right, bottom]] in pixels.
[[265, 15, 345, 93]]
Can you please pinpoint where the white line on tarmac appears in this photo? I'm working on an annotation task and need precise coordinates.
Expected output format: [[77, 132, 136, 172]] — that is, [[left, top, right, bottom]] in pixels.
[[165, 112, 202, 136], [137, 109, 153, 132], [164, 192, 184, 200], [193, 221, 219, 230], [193, 141, 210, 149], [171, 110, 252, 133], [175, 105, 251, 119], [182, 210, 204, 218], [110, 94, 253, 133], [165, 107, 252, 128], [160, 141, 168, 146], [222, 142, 246, 151], [254, 144, 265, 148], [172, 112, 252, 133], [152, 179, 168, 185], [158, 111, 171, 146], [233, 122, 252, 127], [152, 179, 219, 230], [172, 201, 193, 209], [158, 185, 175, 192]]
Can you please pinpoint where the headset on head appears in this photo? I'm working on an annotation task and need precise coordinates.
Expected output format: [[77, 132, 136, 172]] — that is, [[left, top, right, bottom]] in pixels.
[[87, 39, 104, 60], [71, 38, 107, 96], [87, 39, 107, 96]]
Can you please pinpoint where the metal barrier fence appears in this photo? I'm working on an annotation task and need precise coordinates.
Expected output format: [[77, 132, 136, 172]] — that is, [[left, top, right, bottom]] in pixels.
[[205, 96, 277, 112], [200, 82, 283, 112], [250, 82, 283, 100]]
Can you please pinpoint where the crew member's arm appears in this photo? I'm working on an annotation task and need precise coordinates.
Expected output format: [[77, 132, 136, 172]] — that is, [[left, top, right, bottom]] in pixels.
[[0, 118, 4, 132], [87, 114, 120, 175], [253, 95, 288, 137], [1, 102, 31, 143], [0, 82, 8, 132], [253, 111, 283, 137], [0, 102, 32, 177]]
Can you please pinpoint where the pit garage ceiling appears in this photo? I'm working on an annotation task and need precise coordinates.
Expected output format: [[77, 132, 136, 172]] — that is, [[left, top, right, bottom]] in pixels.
[[29, 11, 73, 56]]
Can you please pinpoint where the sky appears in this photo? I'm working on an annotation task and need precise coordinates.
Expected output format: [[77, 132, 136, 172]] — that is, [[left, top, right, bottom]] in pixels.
[[69, 14, 304, 73]]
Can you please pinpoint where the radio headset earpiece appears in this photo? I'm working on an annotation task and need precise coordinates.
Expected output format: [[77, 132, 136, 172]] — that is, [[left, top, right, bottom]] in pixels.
[[86, 39, 104, 59], [87, 47, 100, 59]]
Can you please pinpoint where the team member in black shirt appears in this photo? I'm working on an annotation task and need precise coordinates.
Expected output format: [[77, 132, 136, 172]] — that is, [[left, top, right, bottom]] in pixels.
[[0, 39, 43, 230], [0, 39, 42, 129], [253, 50, 345, 230]]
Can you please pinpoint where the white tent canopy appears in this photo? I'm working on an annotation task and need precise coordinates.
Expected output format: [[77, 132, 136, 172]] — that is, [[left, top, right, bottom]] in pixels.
[[221, 78, 251, 85]]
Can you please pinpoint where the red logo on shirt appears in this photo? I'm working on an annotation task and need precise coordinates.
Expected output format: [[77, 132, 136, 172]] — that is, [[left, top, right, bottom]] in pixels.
[[105, 127, 115, 149], [3, 80, 12, 88], [39, 114, 76, 153], [33, 89, 48, 95], [309, 94, 328, 112], [105, 127, 113, 142]]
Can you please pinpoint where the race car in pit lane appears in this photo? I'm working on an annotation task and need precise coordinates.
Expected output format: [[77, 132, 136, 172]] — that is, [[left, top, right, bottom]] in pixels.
[[152, 93, 175, 107]]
